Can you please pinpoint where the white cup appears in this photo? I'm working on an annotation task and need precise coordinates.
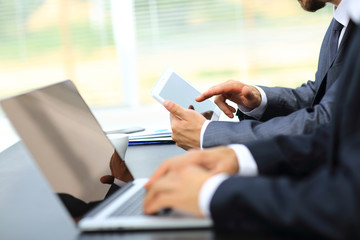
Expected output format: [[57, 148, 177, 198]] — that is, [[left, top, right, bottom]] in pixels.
[[107, 133, 129, 160]]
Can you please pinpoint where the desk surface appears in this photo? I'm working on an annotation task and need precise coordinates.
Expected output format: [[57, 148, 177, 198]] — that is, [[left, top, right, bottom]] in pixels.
[[125, 143, 186, 178], [0, 141, 78, 239], [0, 142, 301, 240]]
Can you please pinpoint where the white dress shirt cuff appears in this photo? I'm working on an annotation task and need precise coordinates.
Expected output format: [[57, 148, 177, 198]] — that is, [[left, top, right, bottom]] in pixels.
[[228, 144, 258, 176], [238, 86, 267, 120], [114, 178, 127, 187], [200, 120, 211, 150], [199, 173, 229, 217]]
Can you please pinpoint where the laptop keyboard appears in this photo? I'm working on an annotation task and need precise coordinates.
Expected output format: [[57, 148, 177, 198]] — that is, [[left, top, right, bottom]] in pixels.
[[110, 188, 146, 217]]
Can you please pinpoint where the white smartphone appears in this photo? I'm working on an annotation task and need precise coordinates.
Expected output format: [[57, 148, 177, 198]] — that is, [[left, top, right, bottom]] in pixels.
[[151, 68, 221, 121]]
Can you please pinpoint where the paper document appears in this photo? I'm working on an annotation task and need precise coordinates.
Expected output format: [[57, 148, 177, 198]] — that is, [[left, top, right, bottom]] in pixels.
[[128, 128, 174, 145]]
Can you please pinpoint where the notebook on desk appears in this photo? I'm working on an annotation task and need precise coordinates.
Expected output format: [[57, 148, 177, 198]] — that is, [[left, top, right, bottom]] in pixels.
[[0, 80, 212, 231]]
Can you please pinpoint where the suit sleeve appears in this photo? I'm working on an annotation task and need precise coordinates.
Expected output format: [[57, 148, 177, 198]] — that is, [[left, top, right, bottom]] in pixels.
[[243, 124, 329, 177], [259, 81, 318, 120], [210, 132, 360, 238], [237, 80, 318, 121], [203, 81, 337, 148]]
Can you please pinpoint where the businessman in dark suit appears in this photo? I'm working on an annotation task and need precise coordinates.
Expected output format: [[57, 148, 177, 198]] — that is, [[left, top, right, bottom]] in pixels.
[[144, 3, 360, 239], [165, 0, 354, 150]]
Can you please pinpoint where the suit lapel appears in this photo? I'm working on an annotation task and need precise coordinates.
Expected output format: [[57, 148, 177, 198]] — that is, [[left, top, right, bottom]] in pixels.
[[329, 20, 355, 67], [312, 20, 354, 106]]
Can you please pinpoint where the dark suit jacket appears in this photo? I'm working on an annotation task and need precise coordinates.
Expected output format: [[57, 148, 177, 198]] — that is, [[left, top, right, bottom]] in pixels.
[[210, 24, 360, 239], [203, 19, 355, 147]]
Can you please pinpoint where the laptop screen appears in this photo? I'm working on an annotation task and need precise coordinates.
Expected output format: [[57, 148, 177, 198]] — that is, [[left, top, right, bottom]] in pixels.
[[1, 80, 117, 203]]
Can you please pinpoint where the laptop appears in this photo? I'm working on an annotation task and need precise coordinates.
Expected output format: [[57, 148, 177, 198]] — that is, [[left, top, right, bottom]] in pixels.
[[0, 80, 212, 231]]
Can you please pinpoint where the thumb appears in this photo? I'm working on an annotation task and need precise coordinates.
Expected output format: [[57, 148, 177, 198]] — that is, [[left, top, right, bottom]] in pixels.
[[163, 100, 187, 119]]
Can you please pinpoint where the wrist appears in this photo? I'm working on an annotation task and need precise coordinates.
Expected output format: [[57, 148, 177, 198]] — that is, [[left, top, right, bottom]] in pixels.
[[200, 120, 211, 150], [245, 85, 262, 109], [238, 86, 267, 120], [199, 173, 229, 217], [228, 144, 258, 176]]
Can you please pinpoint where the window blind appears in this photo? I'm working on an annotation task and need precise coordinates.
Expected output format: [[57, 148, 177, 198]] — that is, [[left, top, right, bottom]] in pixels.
[[132, 0, 332, 103], [0, 0, 120, 107], [0, 0, 333, 107]]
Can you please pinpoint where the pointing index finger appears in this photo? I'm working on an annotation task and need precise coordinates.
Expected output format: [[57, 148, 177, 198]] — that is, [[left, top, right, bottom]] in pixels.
[[195, 84, 229, 102]]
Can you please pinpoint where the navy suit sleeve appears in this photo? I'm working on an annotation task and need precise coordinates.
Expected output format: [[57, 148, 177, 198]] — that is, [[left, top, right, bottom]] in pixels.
[[210, 135, 360, 238], [237, 80, 317, 121], [244, 124, 329, 177], [203, 82, 336, 147]]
